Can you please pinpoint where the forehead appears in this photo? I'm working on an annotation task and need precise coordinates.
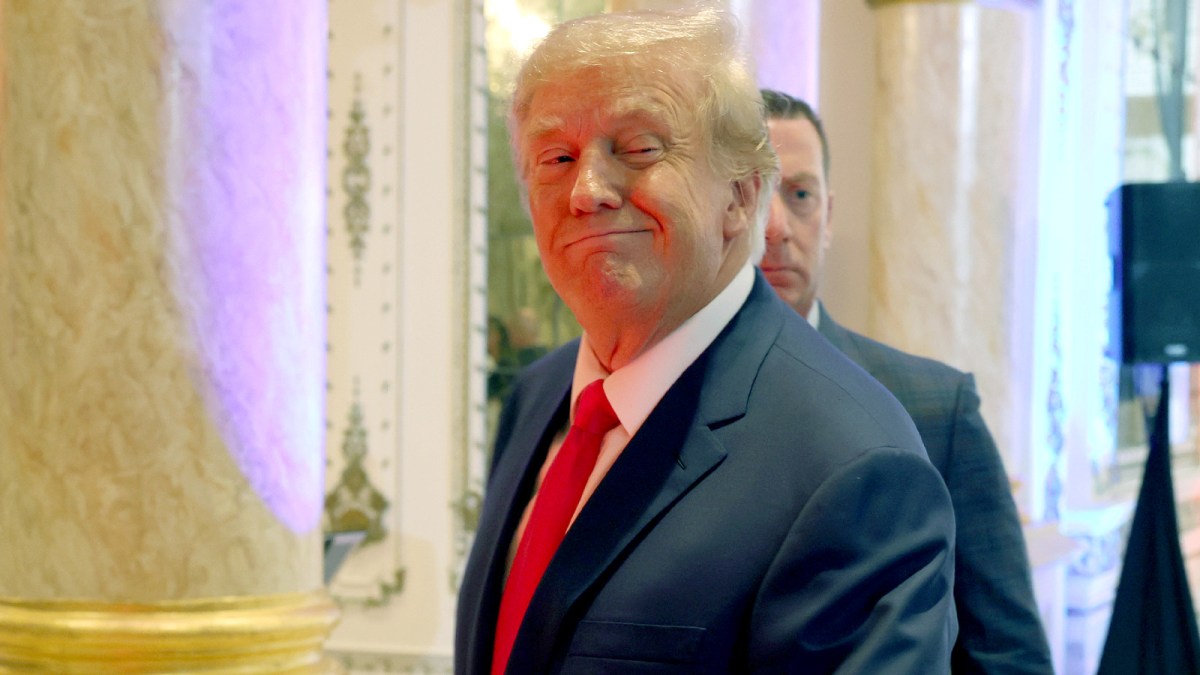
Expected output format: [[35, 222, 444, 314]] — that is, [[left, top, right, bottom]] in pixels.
[[767, 117, 823, 176], [521, 64, 701, 139]]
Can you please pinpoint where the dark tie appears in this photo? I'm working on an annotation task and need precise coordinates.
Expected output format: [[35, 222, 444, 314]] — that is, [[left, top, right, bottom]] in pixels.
[[491, 378, 619, 675]]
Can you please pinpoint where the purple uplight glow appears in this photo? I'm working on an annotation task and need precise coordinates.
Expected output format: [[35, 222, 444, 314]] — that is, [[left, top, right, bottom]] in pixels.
[[745, 0, 820, 107], [164, 1, 328, 534]]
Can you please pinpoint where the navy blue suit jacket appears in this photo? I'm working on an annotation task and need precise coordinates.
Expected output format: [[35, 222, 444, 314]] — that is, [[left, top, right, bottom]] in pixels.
[[818, 307, 1052, 674], [456, 275, 957, 673]]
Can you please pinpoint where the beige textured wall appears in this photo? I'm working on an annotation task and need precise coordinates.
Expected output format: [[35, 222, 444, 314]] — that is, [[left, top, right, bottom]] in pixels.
[[816, 0, 877, 335]]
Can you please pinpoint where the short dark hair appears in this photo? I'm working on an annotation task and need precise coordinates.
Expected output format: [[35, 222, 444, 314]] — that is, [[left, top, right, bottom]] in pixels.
[[760, 89, 830, 179]]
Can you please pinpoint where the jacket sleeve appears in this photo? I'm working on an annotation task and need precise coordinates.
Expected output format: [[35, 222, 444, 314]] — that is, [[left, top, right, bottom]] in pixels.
[[749, 447, 957, 673], [945, 375, 1054, 674]]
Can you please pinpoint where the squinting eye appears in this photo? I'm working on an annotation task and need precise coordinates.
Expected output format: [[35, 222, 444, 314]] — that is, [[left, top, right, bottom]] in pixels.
[[536, 152, 574, 167], [618, 134, 663, 160], [620, 143, 663, 166]]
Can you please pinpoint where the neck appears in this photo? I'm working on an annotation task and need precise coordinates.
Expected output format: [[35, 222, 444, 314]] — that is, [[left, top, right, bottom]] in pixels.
[[583, 244, 749, 372]]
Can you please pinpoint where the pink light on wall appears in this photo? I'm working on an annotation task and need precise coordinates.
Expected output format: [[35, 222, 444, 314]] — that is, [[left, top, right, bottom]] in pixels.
[[739, 0, 821, 107], [163, 1, 328, 534]]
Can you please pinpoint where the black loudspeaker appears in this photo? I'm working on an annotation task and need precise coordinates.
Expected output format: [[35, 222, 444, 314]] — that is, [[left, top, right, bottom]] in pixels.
[[1108, 182, 1200, 364]]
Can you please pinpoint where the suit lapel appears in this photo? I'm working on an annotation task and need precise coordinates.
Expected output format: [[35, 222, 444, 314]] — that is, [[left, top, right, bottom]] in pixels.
[[506, 274, 787, 673], [462, 354, 573, 675]]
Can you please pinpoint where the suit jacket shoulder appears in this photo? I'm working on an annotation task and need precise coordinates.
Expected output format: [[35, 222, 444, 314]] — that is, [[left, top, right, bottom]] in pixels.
[[817, 307, 1054, 674], [816, 310, 970, 471]]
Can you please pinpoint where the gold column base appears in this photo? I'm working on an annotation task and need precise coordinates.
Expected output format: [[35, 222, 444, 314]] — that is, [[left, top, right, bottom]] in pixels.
[[0, 591, 342, 673]]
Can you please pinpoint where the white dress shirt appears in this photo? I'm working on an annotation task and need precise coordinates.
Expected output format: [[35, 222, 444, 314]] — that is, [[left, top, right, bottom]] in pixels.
[[510, 263, 756, 554]]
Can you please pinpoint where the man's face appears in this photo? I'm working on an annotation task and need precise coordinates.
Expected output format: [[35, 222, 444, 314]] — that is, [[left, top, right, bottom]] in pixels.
[[759, 116, 833, 318], [517, 66, 748, 341]]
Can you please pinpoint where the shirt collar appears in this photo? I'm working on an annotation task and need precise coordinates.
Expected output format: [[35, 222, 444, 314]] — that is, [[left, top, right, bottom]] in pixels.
[[572, 263, 755, 436], [807, 299, 821, 329]]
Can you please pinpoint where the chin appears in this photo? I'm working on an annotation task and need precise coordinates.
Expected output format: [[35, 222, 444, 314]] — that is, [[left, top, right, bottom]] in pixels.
[[764, 279, 796, 301]]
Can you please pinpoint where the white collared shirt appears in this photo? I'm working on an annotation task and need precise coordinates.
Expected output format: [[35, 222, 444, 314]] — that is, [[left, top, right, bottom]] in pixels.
[[510, 263, 756, 554]]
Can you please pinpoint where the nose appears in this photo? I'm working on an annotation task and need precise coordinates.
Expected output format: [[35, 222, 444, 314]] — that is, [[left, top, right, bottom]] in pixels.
[[764, 193, 789, 243], [569, 148, 622, 215]]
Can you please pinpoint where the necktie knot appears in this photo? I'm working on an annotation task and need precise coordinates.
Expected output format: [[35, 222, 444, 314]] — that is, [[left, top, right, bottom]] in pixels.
[[574, 379, 619, 436]]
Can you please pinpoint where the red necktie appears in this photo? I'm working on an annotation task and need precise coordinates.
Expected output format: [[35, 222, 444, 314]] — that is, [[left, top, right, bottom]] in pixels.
[[491, 379, 619, 675]]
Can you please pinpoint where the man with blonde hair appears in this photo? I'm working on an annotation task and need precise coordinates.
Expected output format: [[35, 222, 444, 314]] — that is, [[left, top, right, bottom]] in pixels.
[[457, 8, 957, 673]]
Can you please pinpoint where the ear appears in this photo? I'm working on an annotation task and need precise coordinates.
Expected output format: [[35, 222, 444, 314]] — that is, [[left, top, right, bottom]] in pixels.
[[822, 188, 836, 250], [724, 174, 762, 239]]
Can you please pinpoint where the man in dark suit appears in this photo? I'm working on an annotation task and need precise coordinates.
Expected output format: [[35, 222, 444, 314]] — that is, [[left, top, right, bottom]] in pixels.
[[456, 8, 957, 673], [757, 89, 1053, 673]]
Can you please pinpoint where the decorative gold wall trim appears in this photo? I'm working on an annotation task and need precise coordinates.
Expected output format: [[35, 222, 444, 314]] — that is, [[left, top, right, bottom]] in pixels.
[[325, 397, 390, 546], [0, 591, 341, 673], [342, 74, 372, 285]]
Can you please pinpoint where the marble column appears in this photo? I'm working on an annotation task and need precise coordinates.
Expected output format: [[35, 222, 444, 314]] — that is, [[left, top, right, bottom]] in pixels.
[[0, 2, 337, 671], [865, 0, 1038, 484]]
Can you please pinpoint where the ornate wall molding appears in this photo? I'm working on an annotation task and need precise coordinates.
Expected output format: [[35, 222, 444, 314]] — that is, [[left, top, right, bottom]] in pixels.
[[455, 0, 490, 593], [324, 0, 404, 609], [342, 78, 372, 283], [324, 0, 478, 669], [1045, 308, 1065, 522], [1067, 529, 1124, 580]]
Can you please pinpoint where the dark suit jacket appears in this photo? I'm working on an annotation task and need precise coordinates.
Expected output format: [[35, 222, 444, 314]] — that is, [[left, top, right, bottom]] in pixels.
[[818, 307, 1053, 674], [456, 274, 957, 674]]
